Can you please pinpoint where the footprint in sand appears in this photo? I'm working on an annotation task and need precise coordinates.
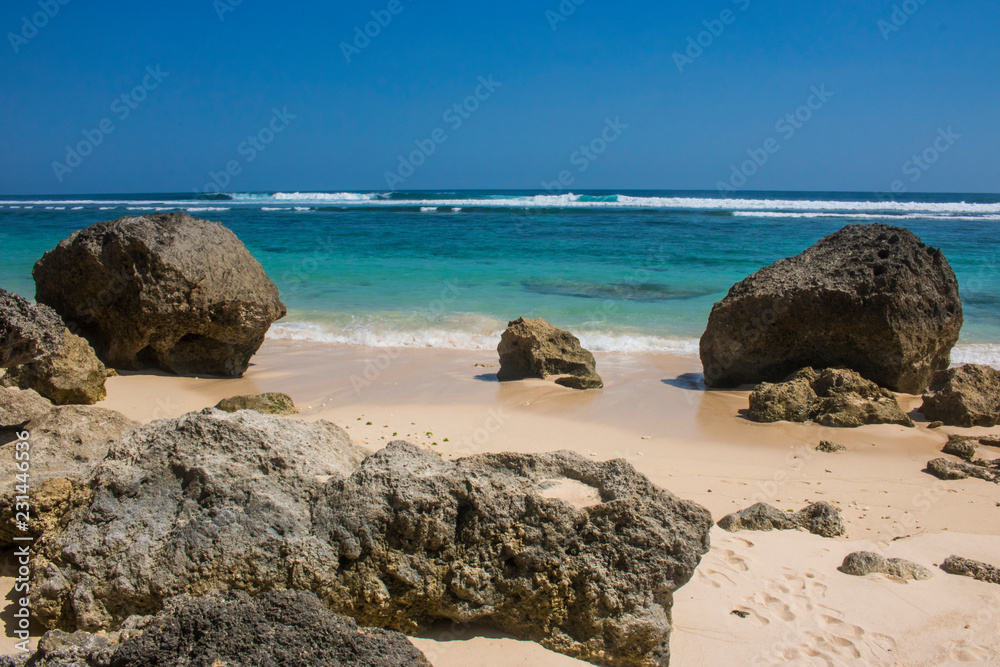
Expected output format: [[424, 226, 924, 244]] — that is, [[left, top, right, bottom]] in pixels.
[[695, 544, 754, 589], [743, 567, 897, 667], [943, 640, 997, 663]]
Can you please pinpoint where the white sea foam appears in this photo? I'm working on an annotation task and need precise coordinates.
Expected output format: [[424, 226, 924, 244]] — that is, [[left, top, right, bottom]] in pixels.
[[3, 193, 999, 218], [293, 206, 311, 211], [734, 211, 1000, 222], [261, 207, 288, 211], [267, 319, 999, 366], [268, 320, 703, 354], [185, 207, 231, 212], [267, 321, 505, 350], [240, 192, 381, 202], [951, 344, 1000, 369], [420, 207, 437, 212], [216, 192, 1000, 217]]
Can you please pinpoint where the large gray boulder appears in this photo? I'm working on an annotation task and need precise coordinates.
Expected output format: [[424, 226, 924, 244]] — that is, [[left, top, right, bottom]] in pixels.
[[1, 591, 430, 667], [920, 364, 1000, 427], [0, 385, 52, 431], [33, 212, 286, 377], [32, 410, 712, 667], [701, 224, 963, 393], [32, 408, 367, 632], [0, 403, 138, 547], [1, 331, 107, 405], [0, 288, 65, 368], [497, 317, 603, 389], [0, 289, 106, 405], [747, 367, 914, 428]]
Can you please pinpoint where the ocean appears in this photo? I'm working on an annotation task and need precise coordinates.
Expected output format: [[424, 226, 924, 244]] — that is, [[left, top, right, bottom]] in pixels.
[[2, 190, 998, 367]]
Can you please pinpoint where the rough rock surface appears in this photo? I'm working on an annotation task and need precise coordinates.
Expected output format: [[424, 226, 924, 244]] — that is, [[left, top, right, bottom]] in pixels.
[[816, 440, 847, 453], [940, 555, 1000, 585], [1, 331, 107, 405], [497, 317, 603, 389], [215, 392, 298, 415], [33, 212, 286, 377], [748, 367, 914, 428], [1, 591, 429, 667], [840, 551, 932, 580], [701, 224, 963, 393], [920, 364, 1000, 427], [118, 591, 430, 667], [0, 629, 116, 667], [0, 288, 65, 368], [926, 457, 999, 483], [942, 436, 978, 462], [33, 410, 712, 667], [0, 404, 138, 547], [717, 501, 845, 538], [0, 385, 52, 431]]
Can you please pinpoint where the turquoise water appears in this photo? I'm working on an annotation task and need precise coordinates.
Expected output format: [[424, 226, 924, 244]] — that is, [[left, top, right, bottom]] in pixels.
[[1, 190, 998, 364]]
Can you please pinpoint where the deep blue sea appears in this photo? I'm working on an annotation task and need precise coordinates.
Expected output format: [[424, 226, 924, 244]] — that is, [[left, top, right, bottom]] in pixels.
[[2, 190, 998, 366]]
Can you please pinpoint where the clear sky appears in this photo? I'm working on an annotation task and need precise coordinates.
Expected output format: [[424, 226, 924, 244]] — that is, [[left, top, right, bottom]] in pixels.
[[1, 0, 997, 195]]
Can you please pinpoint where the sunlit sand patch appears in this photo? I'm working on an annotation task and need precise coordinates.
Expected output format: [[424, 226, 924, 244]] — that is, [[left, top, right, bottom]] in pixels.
[[537, 477, 602, 509]]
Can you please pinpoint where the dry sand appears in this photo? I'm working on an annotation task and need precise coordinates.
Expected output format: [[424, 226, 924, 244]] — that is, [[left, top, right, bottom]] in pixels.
[[4, 339, 1000, 665]]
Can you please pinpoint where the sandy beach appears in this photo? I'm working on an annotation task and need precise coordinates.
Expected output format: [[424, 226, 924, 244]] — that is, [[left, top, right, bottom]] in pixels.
[[5, 339, 998, 665]]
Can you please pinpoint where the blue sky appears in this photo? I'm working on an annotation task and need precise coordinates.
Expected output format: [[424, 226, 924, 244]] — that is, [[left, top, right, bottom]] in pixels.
[[1, 0, 997, 194]]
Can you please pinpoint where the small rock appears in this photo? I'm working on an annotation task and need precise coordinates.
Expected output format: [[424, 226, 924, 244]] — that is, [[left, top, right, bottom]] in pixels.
[[940, 555, 1000, 585], [840, 551, 932, 580], [731, 610, 750, 619], [717, 501, 845, 538], [214, 392, 298, 416], [926, 457, 999, 484], [920, 364, 1000, 427], [497, 317, 603, 390], [816, 440, 847, 453], [942, 437, 978, 462], [748, 367, 913, 428], [927, 421, 944, 429]]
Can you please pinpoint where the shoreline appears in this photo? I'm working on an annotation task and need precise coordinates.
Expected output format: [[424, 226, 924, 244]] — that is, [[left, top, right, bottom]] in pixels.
[[5, 338, 1000, 664]]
